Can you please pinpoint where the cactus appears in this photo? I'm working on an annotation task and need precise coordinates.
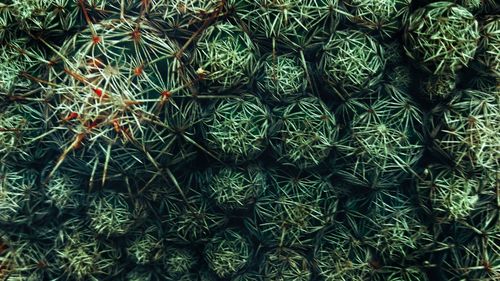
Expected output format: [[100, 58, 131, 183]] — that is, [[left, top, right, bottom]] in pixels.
[[271, 96, 337, 169], [404, 2, 480, 74], [344, 0, 411, 38], [204, 228, 252, 278], [320, 29, 385, 98], [204, 94, 271, 163]]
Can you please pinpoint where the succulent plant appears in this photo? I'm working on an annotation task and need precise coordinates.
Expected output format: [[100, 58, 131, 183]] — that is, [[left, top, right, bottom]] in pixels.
[[417, 165, 480, 222], [432, 89, 499, 170], [271, 96, 337, 169], [54, 227, 119, 280], [250, 169, 337, 248], [205, 165, 267, 210], [192, 22, 258, 90], [204, 228, 252, 278], [87, 190, 141, 237], [475, 16, 499, 78], [256, 54, 308, 103], [163, 245, 198, 277], [231, 0, 340, 50], [404, 2, 480, 74], [163, 192, 227, 243], [204, 94, 271, 163], [0, 165, 39, 224], [126, 224, 163, 265], [44, 170, 86, 210], [260, 248, 311, 281], [344, 0, 411, 38], [320, 29, 385, 97], [314, 218, 381, 281]]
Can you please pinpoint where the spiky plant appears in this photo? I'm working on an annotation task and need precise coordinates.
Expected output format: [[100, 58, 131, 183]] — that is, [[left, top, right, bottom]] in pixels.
[[204, 228, 252, 278], [163, 245, 198, 277], [432, 89, 499, 170], [344, 0, 411, 38], [126, 223, 163, 265], [260, 248, 311, 281], [404, 2, 480, 75], [420, 73, 457, 101], [417, 165, 480, 222], [319, 29, 385, 98], [204, 94, 271, 163], [440, 230, 499, 280], [205, 165, 267, 210], [230, 0, 341, 50], [337, 88, 424, 185], [270, 96, 337, 169], [249, 169, 337, 248], [232, 271, 263, 281], [44, 170, 86, 210], [0, 102, 47, 163], [192, 22, 258, 91], [475, 16, 499, 78], [163, 192, 227, 243], [87, 190, 142, 238], [7, 0, 82, 37], [0, 225, 57, 281], [47, 16, 191, 181], [368, 191, 432, 262], [314, 219, 380, 281], [54, 226, 120, 280], [149, 0, 224, 38], [0, 165, 39, 225], [256, 54, 308, 103]]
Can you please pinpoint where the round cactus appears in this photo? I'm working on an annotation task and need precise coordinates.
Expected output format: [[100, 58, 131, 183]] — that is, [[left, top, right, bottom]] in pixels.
[[164, 193, 227, 243], [320, 29, 385, 97], [417, 166, 480, 222], [126, 224, 163, 265], [87, 190, 140, 237], [0, 102, 46, 161], [45, 171, 85, 210], [368, 192, 432, 261], [192, 22, 258, 90], [434, 89, 499, 169], [231, 0, 340, 50], [205, 165, 267, 210], [149, 0, 223, 38], [271, 96, 337, 169], [404, 2, 480, 74], [344, 0, 411, 38], [204, 229, 252, 278], [338, 90, 424, 181], [251, 169, 337, 248], [55, 227, 118, 280], [0, 166, 39, 224], [260, 248, 311, 281], [256, 54, 307, 103], [48, 17, 192, 180], [163, 246, 198, 277], [204, 94, 271, 163], [475, 16, 499, 78]]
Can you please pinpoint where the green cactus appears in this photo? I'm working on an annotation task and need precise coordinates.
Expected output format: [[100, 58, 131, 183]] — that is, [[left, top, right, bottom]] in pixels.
[[404, 2, 480, 74]]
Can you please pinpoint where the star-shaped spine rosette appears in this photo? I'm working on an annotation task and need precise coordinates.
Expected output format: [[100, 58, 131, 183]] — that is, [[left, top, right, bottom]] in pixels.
[[192, 22, 259, 91], [47, 18, 194, 181], [344, 0, 411, 38], [204, 94, 271, 163], [271, 96, 337, 169], [230, 0, 341, 51], [320, 29, 385, 98], [404, 2, 480, 75]]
